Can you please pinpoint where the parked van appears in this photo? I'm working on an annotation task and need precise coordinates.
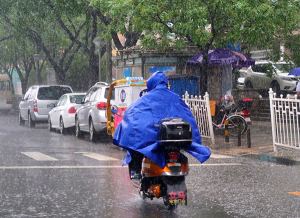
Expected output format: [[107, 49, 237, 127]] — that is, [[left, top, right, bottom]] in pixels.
[[18, 85, 73, 127], [0, 74, 12, 114]]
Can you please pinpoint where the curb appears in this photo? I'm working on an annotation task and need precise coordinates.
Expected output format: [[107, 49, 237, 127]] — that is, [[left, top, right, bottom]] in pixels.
[[211, 145, 300, 166], [243, 153, 300, 166]]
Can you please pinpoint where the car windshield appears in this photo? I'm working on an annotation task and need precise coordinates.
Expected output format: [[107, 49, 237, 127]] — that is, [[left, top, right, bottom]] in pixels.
[[37, 87, 72, 100], [273, 64, 292, 73], [70, 95, 85, 103]]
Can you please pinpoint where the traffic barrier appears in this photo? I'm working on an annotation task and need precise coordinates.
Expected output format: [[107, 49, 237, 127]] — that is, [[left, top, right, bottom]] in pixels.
[[237, 127, 241, 147], [247, 128, 251, 148], [225, 120, 229, 142]]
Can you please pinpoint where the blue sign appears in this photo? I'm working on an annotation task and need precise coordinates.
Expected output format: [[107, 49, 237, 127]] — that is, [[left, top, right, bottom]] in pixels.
[[123, 68, 131, 78], [227, 43, 241, 52], [120, 89, 126, 102]]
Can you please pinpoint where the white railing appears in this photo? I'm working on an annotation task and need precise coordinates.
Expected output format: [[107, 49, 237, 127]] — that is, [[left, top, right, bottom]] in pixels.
[[182, 91, 215, 145], [269, 88, 300, 152]]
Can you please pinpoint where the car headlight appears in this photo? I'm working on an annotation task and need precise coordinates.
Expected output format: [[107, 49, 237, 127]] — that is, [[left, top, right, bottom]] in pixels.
[[280, 77, 292, 81]]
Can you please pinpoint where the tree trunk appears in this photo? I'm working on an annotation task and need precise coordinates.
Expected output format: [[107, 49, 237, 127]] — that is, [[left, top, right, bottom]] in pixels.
[[89, 54, 99, 87]]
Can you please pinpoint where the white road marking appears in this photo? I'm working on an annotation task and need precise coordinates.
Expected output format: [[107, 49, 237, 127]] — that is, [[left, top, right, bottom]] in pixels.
[[21, 152, 58, 161], [74, 152, 119, 161], [210, 154, 233, 159], [0, 166, 122, 169], [0, 163, 242, 169], [190, 163, 242, 166]]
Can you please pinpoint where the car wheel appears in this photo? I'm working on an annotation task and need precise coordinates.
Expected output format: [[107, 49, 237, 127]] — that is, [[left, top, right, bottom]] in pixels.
[[48, 116, 55, 132], [28, 112, 35, 128], [260, 89, 268, 98], [18, 112, 25, 126], [281, 91, 287, 98], [245, 81, 253, 89], [59, 117, 65, 135], [271, 82, 281, 97], [89, 119, 97, 142], [75, 117, 83, 139]]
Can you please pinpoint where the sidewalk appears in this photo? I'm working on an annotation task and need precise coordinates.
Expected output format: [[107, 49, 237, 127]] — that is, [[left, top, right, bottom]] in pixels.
[[202, 120, 300, 165]]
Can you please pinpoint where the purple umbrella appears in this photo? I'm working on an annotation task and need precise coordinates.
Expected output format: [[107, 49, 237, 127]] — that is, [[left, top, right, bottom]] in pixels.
[[187, 48, 255, 68], [288, 67, 300, 76]]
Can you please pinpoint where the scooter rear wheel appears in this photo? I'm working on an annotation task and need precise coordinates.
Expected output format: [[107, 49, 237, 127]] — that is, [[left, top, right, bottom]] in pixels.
[[139, 190, 146, 200], [163, 195, 177, 211]]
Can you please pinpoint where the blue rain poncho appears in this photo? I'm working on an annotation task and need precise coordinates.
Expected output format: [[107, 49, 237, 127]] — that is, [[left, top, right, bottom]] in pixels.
[[113, 72, 211, 168]]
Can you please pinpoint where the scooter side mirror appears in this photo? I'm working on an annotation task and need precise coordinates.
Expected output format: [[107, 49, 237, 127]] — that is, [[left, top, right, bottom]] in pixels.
[[111, 105, 118, 114]]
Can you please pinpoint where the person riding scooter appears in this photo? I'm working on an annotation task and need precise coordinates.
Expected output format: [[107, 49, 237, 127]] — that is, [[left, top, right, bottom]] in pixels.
[[113, 71, 211, 179]]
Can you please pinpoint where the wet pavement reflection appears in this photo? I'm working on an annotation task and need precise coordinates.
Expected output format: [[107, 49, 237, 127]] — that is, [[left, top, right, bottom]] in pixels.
[[1, 114, 300, 217]]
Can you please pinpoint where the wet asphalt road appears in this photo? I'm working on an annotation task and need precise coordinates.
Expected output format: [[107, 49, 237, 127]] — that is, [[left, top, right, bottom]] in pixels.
[[1, 114, 300, 217]]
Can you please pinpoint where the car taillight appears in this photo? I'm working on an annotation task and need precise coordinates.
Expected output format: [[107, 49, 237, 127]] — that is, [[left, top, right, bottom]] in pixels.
[[96, 102, 107, 110], [6, 99, 12, 104], [68, 106, 76, 114], [33, 100, 38, 112]]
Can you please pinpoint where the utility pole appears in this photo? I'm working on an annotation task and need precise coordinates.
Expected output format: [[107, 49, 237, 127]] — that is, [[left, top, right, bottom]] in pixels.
[[106, 39, 112, 84]]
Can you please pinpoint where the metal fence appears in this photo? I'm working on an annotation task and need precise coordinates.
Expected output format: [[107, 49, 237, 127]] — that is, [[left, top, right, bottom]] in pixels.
[[182, 91, 215, 144], [269, 89, 300, 152]]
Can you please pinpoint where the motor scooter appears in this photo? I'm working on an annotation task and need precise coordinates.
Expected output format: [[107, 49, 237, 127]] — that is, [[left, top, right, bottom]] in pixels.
[[136, 117, 191, 210], [111, 110, 192, 210]]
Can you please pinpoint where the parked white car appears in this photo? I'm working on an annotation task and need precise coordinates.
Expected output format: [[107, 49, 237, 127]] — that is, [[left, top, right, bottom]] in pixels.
[[48, 93, 86, 134], [75, 82, 115, 142], [244, 61, 298, 97], [237, 69, 246, 89]]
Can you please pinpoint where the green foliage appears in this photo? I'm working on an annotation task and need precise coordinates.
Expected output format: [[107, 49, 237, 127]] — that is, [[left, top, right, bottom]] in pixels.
[[65, 51, 91, 92], [285, 35, 300, 67], [0, 0, 103, 88], [90, 0, 300, 52], [264, 63, 275, 78], [0, 0, 299, 92]]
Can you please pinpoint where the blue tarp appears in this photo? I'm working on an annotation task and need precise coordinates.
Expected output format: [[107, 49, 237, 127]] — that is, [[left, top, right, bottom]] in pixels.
[[168, 75, 200, 97], [113, 72, 211, 168]]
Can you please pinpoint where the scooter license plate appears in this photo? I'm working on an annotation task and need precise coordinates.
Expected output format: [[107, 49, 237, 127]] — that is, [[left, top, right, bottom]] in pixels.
[[166, 183, 187, 205], [245, 117, 251, 125]]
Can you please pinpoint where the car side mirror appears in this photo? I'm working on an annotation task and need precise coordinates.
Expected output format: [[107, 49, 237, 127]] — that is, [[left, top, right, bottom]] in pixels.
[[111, 105, 118, 114], [76, 98, 83, 104]]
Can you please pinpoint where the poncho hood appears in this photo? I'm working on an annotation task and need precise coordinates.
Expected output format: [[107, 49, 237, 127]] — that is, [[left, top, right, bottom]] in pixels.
[[147, 71, 168, 91]]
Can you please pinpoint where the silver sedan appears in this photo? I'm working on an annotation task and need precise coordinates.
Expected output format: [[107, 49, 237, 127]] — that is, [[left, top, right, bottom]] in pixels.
[[48, 93, 86, 134]]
